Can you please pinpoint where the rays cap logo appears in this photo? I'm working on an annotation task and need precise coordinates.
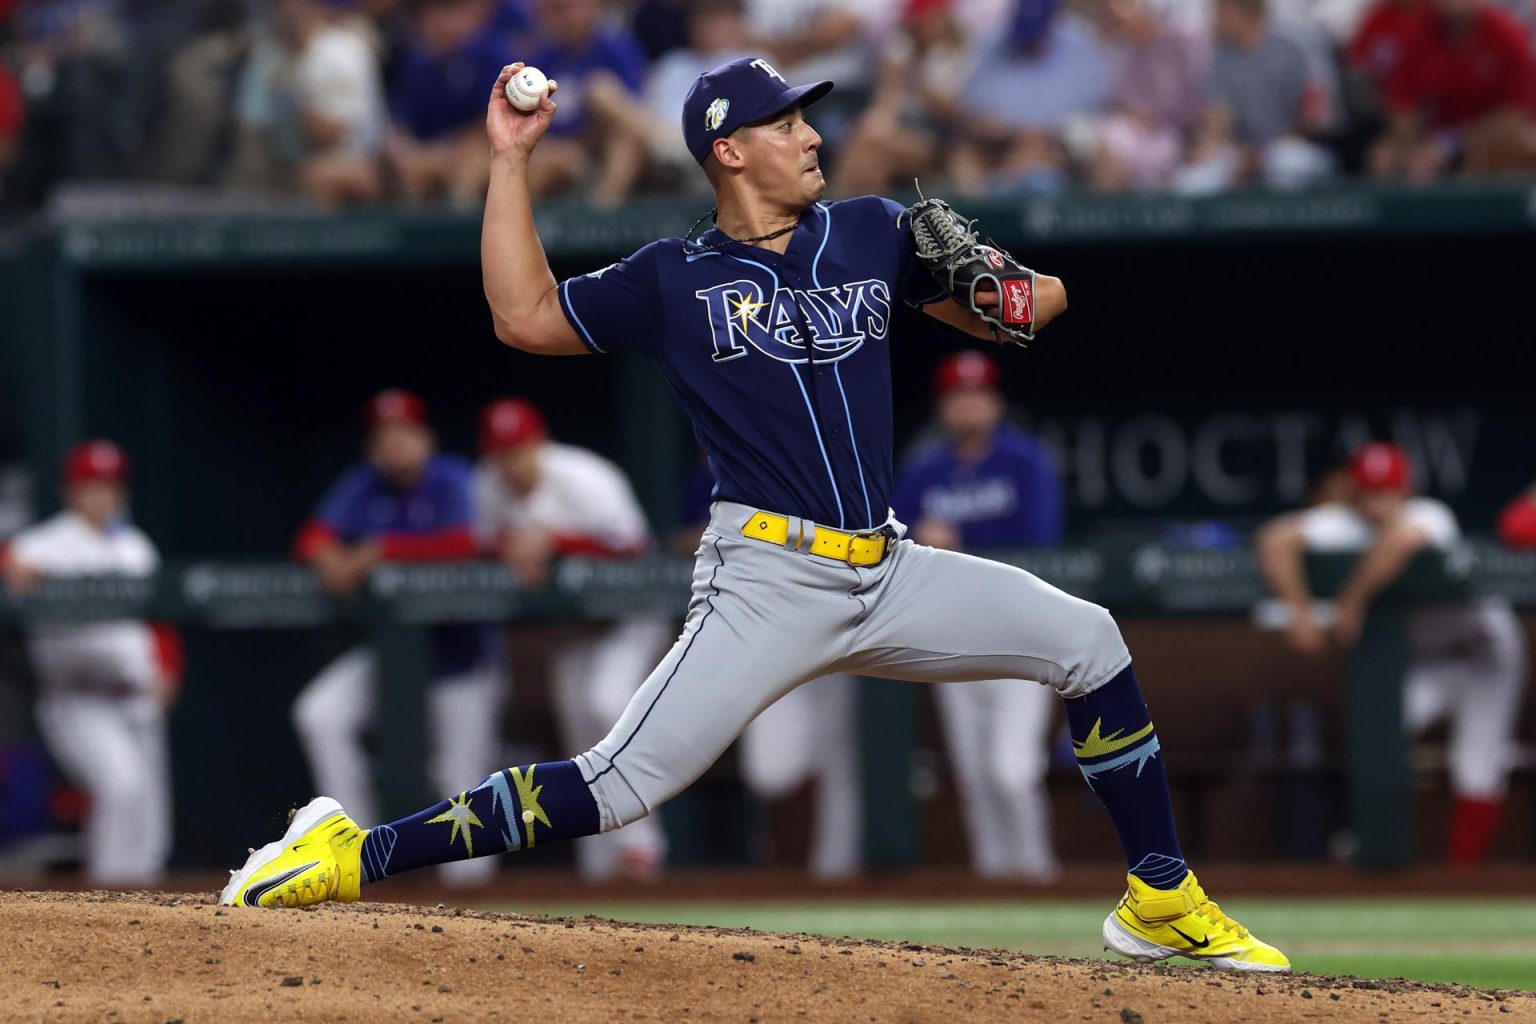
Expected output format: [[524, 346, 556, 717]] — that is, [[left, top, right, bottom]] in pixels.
[[681, 56, 834, 166]]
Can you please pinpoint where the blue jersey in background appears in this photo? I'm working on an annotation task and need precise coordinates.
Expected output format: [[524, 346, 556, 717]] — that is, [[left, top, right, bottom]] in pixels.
[[892, 423, 1064, 548], [307, 454, 491, 676]]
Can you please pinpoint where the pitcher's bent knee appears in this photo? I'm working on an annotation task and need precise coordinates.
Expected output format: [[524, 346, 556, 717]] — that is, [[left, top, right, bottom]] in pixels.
[[1058, 603, 1131, 699]]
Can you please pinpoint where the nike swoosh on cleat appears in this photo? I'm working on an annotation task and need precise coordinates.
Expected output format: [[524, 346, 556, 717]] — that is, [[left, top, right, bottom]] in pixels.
[[1170, 925, 1211, 949], [240, 861, 319, 907]]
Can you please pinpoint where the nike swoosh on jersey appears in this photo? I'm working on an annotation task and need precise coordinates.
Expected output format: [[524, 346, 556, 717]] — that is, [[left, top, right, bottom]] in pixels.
[[240, 861, 319, 907], [1073, 718, 1157, 760]]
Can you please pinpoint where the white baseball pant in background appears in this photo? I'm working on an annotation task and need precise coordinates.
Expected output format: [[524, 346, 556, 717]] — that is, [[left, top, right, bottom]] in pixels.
[[935, 677, 1059, 880], [291, 646, 504, 885], [34, 687, 170, 884], [738, 672, 863, 879], [550, 617, 672, 880]]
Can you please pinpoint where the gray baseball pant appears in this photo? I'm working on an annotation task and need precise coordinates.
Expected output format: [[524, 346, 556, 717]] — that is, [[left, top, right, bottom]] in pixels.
[[575, 501, 1131, 831]]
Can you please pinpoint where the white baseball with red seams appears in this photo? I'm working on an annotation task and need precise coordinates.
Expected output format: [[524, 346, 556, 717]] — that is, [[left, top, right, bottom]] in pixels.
[[505, 66, 548, 112]]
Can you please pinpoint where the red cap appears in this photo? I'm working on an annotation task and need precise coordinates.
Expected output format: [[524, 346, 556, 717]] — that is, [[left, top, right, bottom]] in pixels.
[[1350, 442, 1413, 493], [480, 398, 548, 452], [64, 440, 129, 485], [904, 0, 951, 19], [364, 389, 428, 428], [935, 351, 1001, 395]]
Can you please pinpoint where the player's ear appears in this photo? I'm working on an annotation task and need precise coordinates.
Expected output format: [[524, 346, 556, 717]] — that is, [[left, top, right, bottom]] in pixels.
[[712, 134, 744, 171]]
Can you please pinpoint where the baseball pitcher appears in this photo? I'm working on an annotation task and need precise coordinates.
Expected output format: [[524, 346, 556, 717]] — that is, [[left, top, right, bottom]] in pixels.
[[222, 56, 1289, 974]]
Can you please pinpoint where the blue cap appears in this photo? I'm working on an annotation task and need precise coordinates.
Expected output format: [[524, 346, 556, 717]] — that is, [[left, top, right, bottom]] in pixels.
[[681, 56, 833, 166]]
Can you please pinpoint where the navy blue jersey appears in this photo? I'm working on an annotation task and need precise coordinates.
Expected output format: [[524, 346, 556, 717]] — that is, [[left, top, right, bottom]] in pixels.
[[892, 423, 1064, 548], [559, 196, 947, 531]]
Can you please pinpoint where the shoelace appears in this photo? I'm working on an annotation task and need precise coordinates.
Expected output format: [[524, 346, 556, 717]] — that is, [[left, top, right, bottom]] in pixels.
[[1195, 899, 1250, 940]]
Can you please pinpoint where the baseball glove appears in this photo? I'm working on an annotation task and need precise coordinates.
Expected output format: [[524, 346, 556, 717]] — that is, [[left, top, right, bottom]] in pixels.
[[901, 188, 1037, 346]]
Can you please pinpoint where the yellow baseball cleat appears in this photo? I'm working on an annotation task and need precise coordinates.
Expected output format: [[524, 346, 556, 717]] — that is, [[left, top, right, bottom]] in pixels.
[[1103, 870, 1291, 972], [218, 797, 365, 908]]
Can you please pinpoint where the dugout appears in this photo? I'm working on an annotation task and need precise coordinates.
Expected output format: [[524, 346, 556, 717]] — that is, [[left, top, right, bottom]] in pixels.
[[1, 184, 1534, 871]]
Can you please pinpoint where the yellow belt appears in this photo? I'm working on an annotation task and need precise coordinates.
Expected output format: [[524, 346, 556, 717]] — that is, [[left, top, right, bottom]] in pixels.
[[740, 510, 893, 567]]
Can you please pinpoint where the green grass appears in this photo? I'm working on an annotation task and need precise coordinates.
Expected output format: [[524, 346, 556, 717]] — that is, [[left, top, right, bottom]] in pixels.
[[477, 898, 1536, 992]]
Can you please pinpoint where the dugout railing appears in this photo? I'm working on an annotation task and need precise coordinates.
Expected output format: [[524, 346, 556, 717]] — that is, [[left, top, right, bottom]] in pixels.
[[3, 543, 1533, 869]]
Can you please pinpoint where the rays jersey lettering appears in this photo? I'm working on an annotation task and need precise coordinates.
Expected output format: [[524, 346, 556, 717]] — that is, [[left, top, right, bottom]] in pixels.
[[694, 278, 891, 364], [556, 196, 949, 528]]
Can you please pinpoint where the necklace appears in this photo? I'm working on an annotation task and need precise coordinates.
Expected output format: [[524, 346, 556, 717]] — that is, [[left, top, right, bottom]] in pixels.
[[684, 207, 799, 252]]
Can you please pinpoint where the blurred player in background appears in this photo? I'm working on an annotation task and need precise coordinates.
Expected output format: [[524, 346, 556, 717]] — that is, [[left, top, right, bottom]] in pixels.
[[893, 351, 1065, 881], [672, 462, 864, 879], [1, 441, 180, 884], [290, 389, 501, 885], [475, 398, 670, 881], [1257, 442, 1528, 864]]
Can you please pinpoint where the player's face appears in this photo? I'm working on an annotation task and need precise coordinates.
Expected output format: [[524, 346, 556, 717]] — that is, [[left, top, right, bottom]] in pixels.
[[493, 444, 542, 496], [68, 480, 125, 530], [1354, 489, 1407, 526], [938, 388, 1005, 440], [368, 421, 434, 485], [736, 107, 825, 209]]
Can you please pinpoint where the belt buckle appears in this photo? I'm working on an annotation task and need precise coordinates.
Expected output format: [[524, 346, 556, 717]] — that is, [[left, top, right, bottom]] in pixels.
[[844, 525, 895, 567]]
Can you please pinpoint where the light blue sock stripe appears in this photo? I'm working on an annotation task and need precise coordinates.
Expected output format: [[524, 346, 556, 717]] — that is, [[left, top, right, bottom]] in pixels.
[[1078, 735, 1161, 780]]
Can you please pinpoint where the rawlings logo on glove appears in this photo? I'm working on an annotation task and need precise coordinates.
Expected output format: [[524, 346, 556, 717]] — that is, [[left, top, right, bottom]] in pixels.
[[900, 188, 1038, 346]]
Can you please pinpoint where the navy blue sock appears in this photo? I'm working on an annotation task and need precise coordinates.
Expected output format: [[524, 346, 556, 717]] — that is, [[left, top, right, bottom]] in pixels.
[[1065, 664, 1188, 889], [358, 760, 600, 884]]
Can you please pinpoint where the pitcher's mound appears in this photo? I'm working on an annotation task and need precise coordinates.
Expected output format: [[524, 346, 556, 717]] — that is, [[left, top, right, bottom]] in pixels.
[[1, 891, 1526, 1022]]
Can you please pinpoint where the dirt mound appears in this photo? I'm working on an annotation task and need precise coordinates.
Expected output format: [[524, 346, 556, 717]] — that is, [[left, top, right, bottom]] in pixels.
[[2, 891, 1528, 1023]]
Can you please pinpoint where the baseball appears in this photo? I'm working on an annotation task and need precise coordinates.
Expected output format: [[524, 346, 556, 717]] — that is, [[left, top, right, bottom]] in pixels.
[[505, 66, 549, 112]]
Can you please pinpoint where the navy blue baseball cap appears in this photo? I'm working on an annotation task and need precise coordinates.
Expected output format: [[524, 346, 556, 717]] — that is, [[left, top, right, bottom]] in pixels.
[[681, 56, 834, 166]]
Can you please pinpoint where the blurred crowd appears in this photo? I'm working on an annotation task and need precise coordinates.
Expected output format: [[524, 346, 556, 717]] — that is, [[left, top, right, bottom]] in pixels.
[[2, 0, 1535, 212]]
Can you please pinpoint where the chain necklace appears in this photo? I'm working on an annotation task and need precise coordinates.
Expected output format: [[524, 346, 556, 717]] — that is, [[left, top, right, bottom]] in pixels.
[[683, 207, 800, 252]]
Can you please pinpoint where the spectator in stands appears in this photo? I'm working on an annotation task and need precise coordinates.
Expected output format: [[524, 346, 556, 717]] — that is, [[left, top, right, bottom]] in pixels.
[[1173, 0, 1335, 192], [524, 0, 649, 207], [2, 441, 180, 885], [290, 390, 502, 886], [1369, 0, 1536, 181], [151, 5, 256, 187], [1083, 0, 1209, 192], [744, 0, 886, 90], [632, 0, 693, 60], [387, 0, 509, 206], [631, 0, 753, 190], [1499, 486, 1536, 547], [951, 0, 1114, 196], [891, 352, 1065, 881], [1256, 442, 1528, 864], [1348, 0, 1423, 88], [835, 0, 967, 196], [229, 0, 386, 205]]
